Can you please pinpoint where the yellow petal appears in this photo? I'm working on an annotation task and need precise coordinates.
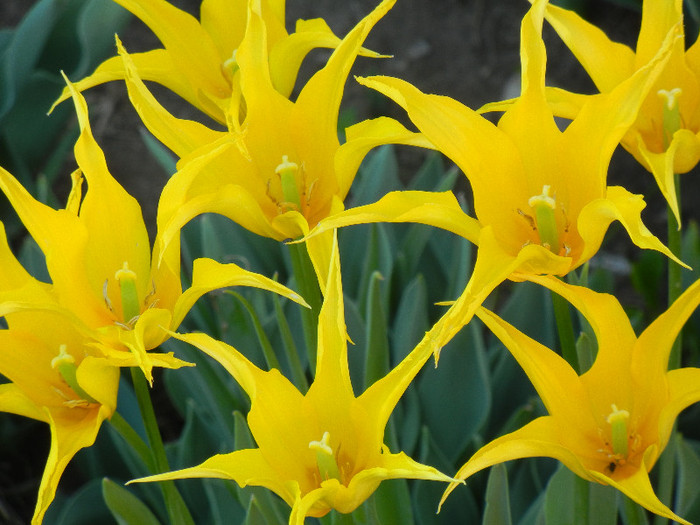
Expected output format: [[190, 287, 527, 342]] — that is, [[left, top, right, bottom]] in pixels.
[[117, 39, 221, 158], [544, 2, 635, 91], [441, 416, 594, 509], [336, 117, 435, 199], [634, 0, 683, 67], [0, 383, 49, 422], [172, 256, 308, 330], [577, 186, 687, 268], [309, 190, 481, 246], [33, 404, 112, 524], [588, 448, 691, 525]]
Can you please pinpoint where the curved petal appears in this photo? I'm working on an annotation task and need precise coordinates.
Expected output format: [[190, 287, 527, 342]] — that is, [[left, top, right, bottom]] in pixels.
[[637, 278, 700, 375], [117, 40, 221, 158], [635, 129, 700, 226], [34, 404, 111, 524], [51, 50, 191, 114], [475, 306, 584, 421], [589, 448, 690, 525], [199, 0, 246, 61], [309, 190, 481, 246], [292, 0, 395, 178], [0, 383, 48, 422], [661, 368, 700, 444], [356, 75, 522, 204], [440, 416, 595, 509], [635, 0, 682, 67], [130, 449, 298, 509], [336, 117, 435, 199], [577, 186, 686, 268], [543, 3, 636, 91], [172, 257, 308, 329], [112, 0, 226, 97]]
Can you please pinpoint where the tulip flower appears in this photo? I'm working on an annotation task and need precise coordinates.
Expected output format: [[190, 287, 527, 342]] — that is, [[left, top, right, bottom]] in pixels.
[[440, 275, 700, 525], [0, 75, 307, 382], [128, 234, 455, 524], [113, 0, 428, 289], [307, 0, 682, 358], [539, 0, 700, 225], [51, 0, 364, 124]]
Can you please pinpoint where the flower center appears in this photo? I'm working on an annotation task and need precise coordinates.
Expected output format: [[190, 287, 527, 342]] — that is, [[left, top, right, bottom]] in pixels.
[[115, 261, 141, 326], [221, 49, 239, 86], [275, 155, 302, 211], [519, 185, 570, 255], [657, 87, 682, 148], [606, 404, 630, 457], [51, 344, 97, 406], [309, 431, 340, 482]]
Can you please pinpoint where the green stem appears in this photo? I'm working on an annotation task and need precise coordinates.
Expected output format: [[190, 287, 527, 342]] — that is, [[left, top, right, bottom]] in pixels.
[[273, 294, 309, 392], [287, 242, 321, 373], [573, 475, 590, 525], [652, 433, 678, 525], [668, 172, 682, 370], [130, 368, 194, 525], [622, 493, 644, 525], [108, 411, 154, 472], [551, 288, 579, 373]]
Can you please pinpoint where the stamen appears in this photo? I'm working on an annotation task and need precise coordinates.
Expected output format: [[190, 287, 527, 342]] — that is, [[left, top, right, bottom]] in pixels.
[[528, 185, 560, 254], [275, 155, 301, 210], [51, 345, 97, 404], [606, 404, 630, 457], [115, 261, 140, 325], [658, 88, 682, 148], [309, 431, 340, 481]]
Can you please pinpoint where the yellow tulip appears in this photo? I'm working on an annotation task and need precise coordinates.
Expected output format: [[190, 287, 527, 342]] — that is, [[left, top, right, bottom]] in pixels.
[[0, 76, 306, 382], [441, 275, 700, 525], [51, 0, 361, 124], [129, 234, 455, 524], [308, 0, 682, 359], [540, 0, 700, 225]]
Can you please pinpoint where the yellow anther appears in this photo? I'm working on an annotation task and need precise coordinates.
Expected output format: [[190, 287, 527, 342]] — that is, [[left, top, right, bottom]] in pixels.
[[606, 404, 630, 457], [309, 431, 340, 481], [658, 88, 682, 148], [115, 261, 140, 325], [527, 185, 560, 254], [51, 345, 97, 405], [275, 155, 301, 210]]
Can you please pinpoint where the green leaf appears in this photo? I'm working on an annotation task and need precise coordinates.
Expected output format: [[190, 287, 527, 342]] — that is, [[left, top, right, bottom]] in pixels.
[[675, 437, 700, 521], [348, 145, 401, 208], [74, 0, 131, 75], [483, 464, 512, 525], [364, 271, 390, 389], [102, 478, 161, 525], [543, 464, 617, 525], [417, 319, 490, 463], [368, 479, 414, 525]]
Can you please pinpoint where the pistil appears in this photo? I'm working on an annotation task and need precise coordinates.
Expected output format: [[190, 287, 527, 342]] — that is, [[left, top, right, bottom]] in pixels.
[[309, 431, 340, 481], [658, 88, 682, 148], [51, 344, 97, 404], [115, 261, 140, 325], [606, 404, 630, 457], [275, 155, 302, 210], [528, 185, 560, 254]]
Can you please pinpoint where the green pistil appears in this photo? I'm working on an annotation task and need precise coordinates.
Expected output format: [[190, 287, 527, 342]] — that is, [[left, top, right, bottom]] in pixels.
[[606, 404, 630, 457], [115, 261, 140, 324], [51, 345, 98, 404], [309, 431, 340, 481], [528, 185, 560, 254], [658, 88, 682, 149], [222, 50, 239, 81], [275, 155, 301, 210]]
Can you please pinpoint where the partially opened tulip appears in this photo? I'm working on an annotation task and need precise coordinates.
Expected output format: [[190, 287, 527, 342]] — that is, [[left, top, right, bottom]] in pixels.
[[128, 234, 455, 524], [115, 0, 428, 289], [540, 0, 700, 225], [307, 0, 682, 359], [440, 275, 700, 525], [0, 76, 307, 383], [51, 0, 365, 124]]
